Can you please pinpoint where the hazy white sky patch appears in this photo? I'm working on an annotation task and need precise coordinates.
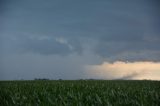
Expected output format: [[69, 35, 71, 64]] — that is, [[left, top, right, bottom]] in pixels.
[[86, 61, 160, 80]]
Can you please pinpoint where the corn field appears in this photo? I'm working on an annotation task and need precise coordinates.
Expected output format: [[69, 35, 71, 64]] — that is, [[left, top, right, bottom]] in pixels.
[[0, 80, 160, 106]]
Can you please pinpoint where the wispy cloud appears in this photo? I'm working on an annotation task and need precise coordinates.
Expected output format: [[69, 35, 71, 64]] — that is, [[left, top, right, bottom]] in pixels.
[[55, 37, 73, 50]]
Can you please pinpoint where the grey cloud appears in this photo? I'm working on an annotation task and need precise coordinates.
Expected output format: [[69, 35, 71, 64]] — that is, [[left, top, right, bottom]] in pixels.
[[0, 33, 84, 55], [1, 0, 160, 80], [107, 50, 160, 62], [94, 41, 160, 61], [20, 37, 71, 55], [0, 52, 102, 80], [1, 0, 160, 60]]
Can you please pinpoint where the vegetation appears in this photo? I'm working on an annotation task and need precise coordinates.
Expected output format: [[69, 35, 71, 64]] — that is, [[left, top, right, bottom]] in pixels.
[[0, 80, 160, 106]]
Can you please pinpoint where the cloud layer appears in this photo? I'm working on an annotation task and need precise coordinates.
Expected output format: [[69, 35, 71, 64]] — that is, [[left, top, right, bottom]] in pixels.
[[1, 0, 160, 61], [0, 0, 160, 80]]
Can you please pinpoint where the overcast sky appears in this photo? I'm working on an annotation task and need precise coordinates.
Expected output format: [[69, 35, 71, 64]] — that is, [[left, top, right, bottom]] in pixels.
[[0, 0, 160, 80]]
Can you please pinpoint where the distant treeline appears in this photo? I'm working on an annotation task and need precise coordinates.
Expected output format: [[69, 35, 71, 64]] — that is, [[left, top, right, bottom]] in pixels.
[[34, 78, 50, 80], [34, 78, 100, 81]]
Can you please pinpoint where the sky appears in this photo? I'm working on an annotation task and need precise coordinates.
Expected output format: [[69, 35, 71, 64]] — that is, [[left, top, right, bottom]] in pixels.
[[0, 0, 160, 80]]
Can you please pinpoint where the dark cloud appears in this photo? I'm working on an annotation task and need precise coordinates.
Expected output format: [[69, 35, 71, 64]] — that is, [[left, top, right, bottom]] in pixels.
[[0, 33, 84, 55], [18, 36, 71, 55], [1, 0, 160, 58], [94, 38, 160, 61], [0, 0, 160, 80]]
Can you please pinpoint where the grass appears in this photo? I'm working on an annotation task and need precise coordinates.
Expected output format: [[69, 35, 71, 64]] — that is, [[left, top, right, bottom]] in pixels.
[[0, 80, 160, 106]]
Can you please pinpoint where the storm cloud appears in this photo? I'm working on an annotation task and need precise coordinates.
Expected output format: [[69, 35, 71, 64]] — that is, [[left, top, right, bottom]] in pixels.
[[0, 0, 160, 80]]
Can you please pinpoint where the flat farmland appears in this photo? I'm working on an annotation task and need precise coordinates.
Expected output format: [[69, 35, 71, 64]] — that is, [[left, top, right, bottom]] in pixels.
[[0, 80, 160, 106]]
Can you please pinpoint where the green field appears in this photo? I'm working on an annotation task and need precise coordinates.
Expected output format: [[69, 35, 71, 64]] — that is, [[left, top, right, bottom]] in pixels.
[[0, 80, 160, 106]]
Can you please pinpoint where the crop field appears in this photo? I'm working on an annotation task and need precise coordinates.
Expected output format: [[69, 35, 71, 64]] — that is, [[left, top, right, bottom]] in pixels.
[[0, 80, 160, 106]]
